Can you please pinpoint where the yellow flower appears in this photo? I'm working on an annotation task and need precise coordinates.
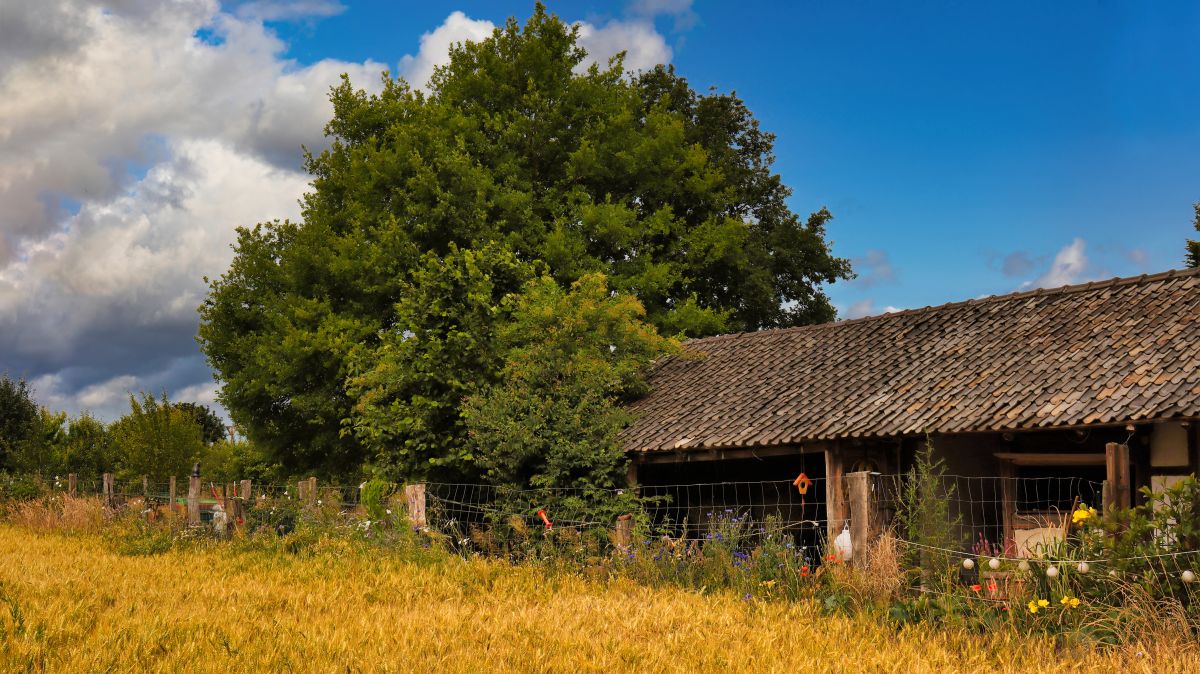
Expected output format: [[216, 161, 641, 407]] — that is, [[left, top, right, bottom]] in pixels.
[[1059, 595, 1081, 608], [1072, 507, 1093, 524], [1027, 598, 1050, 614], [761, 579, 776, 588]]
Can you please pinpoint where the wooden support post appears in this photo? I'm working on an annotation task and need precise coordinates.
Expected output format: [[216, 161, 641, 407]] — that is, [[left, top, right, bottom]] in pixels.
[[846, 471, 881, 566], [187, 475, 201, 525], [142, 475, 149, 499], [308, 477, 318, 505], [614, 514, 633, 551], [999, 461, 1016, 554], [67, 473, 77, 497], [1104, 442, 1131, 512], [404, 483, 427, 528], [240, 479, 252, 501], [625, 461, 639, 489], [824, 448, 846, 543], [169, 476, 177, 509], [102, 473, 113, 506]]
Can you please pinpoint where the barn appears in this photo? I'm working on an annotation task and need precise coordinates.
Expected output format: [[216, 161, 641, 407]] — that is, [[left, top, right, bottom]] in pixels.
[[621, 268, 1200, 556]]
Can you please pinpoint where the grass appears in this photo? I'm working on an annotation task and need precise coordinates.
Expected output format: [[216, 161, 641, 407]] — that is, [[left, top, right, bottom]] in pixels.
[[0, 525, 1197, 673]]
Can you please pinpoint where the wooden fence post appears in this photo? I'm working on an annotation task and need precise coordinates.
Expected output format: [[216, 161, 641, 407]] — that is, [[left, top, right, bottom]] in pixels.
[[404, 483, 427, 528], [614, 514, 633, 551], [142, 475, 149, 500], [187, 475, 201, 525], [67, 473, 77, 497], [824, 448, 847, 543], [240, 479, 252, 501], [102, 473, 113, 506], [169, 476, 177, 510], [847, 471, 882, 566], [298, 477, 318, 506], [1104, 442, 1131, 512]]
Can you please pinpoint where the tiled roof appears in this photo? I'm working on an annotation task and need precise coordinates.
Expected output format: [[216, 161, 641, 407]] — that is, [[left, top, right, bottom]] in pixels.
[[623, 269, 1200, 453]]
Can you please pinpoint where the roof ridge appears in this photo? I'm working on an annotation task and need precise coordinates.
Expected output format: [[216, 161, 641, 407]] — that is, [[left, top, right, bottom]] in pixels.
[[685, 267, 1200, 346]]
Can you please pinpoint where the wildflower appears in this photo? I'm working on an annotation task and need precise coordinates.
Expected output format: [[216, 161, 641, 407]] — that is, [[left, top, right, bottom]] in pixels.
[[761, 579, 776, 588], [742, 593, 752, 602], [1059, 594, 1081, 609], [1027, 599, 1050, 614], [1071, 507, 1095, 525], [970, 584, 981, 593], [385, 509, 392, 515], [826, 554, 836, 562]]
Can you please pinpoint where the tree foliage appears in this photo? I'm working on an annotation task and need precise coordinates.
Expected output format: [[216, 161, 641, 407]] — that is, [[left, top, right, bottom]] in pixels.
[[108, 393, 203, 481], [463, 273, 679, 492], [175, 402, 227, 445], [345, 244, 537, 480], [198, 4, 850, 478], [0, 375, 39, 472], [1187, 202, 1200, 269]]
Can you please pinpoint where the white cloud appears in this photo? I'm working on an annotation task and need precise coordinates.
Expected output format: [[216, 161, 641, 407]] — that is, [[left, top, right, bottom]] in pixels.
[[842, 299, 903, 320], [575, 20, 672, 73], [395, 11, 673, 92], [396, 11, 496, 90], [1021, 238, 1093, 290]]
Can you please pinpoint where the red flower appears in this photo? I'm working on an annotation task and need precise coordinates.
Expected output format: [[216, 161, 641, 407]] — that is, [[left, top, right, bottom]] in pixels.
[[825, 554, 836, 562], [971, 584, 981, 592]]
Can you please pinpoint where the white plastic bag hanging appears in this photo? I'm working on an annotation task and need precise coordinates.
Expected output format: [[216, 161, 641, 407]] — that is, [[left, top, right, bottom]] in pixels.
[[834, 523, 853, 561]]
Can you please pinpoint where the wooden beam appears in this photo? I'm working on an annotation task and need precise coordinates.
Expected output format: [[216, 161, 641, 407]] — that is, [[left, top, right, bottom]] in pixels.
[[992, 452, 1106, 466], [631, 444, 819, 465]]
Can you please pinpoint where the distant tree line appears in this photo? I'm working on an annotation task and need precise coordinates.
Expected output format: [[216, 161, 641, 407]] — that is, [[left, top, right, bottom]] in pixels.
[[0, 374, 278, 484]]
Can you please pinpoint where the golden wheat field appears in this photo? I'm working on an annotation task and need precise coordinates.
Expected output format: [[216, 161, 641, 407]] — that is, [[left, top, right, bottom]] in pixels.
[[0, 525, 1194, 673]]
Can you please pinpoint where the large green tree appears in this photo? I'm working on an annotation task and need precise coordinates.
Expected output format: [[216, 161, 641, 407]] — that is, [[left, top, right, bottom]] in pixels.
[[199, 5, 851, 478]]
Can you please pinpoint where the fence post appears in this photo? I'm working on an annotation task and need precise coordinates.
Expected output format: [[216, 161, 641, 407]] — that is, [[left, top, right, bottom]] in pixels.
[[299, 477, 318, 506], [404, 483, 427, 528], [824, 448, 847, 543], [240, 479, 252, 501], [614, 514, 633, 551], [1104, 442, 1131, 512], [187, 474, 201, 525], [169, 476, 177, 510], [846, 471, 882, 566], [142, 475, 149, 500], [102, 473, 113, 506], [68, 473, 77, 497]]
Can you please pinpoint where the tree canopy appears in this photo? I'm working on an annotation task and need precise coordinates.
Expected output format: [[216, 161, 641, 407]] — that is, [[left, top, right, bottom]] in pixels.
[[1187, 202, 1199, 269], [198, 4, 851, 479]]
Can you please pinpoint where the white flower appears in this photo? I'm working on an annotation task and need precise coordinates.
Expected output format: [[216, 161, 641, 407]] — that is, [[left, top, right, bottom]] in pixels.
[[359, 482, 366, 489], [386, 509, 392, 515], [317, 499, 323, 506]]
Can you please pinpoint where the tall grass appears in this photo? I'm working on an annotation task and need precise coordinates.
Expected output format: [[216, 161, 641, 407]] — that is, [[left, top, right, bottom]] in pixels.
[[0, 524, 1197, 672]]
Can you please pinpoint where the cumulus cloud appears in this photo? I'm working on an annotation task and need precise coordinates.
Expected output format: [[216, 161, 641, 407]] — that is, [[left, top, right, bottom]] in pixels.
[[395, 9, 673, 91], [0, 0, 380, 418], [0, 2, 678, 421], [397, 11, 497, 90], [1019, 238, 1096, 290], [849, 249, 897, 288], [843, 299, 902, 320]]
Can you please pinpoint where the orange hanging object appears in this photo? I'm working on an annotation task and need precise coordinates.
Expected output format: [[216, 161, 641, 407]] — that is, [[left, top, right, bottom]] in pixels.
[[792, 472, 812, 496], [537, 509, 552, 530]]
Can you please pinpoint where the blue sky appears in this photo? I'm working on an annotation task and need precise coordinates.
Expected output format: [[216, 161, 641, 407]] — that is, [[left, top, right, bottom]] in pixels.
[[266, 0, 1200, 315], [2, 0, 1198, 419]]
